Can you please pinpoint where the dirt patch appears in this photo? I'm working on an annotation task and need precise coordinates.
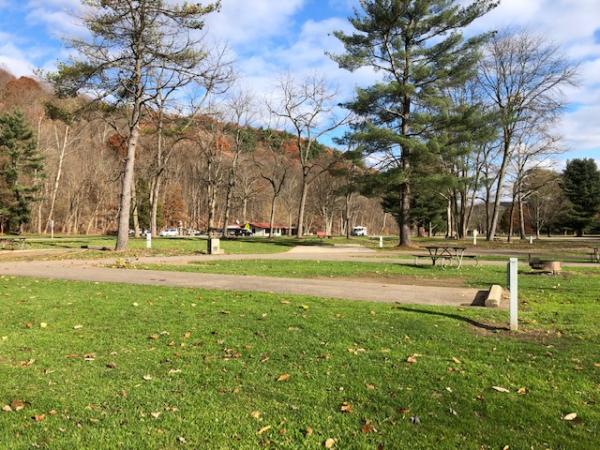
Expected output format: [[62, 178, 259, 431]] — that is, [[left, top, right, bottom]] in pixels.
[[468, 321, 567, 345]]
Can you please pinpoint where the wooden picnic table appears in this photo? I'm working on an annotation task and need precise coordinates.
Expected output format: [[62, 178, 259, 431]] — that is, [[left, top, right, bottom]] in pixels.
[[425, 246, 467, 268]]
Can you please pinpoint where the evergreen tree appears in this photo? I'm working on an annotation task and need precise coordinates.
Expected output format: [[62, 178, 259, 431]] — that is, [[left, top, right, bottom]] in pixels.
[[332, 0, 497, 246], [562, 159, 600, 237], [0, 111, 44, 233]]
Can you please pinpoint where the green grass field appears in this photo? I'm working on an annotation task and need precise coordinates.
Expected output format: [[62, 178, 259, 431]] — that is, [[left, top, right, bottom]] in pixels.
[[1, 268, 599, 449], [12, 236, 299, 257]]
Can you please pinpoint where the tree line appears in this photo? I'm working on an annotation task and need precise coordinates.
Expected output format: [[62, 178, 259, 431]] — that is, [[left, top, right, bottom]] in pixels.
[[1, 0, 598, 247]]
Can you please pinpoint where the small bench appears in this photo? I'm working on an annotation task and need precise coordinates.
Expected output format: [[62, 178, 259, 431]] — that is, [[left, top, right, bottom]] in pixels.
[[0, 237, 26, 250]]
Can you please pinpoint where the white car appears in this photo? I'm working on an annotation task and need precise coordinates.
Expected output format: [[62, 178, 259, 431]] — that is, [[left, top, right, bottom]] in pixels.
[[159, 227, 179, 237], [351, 226, 368, 237]]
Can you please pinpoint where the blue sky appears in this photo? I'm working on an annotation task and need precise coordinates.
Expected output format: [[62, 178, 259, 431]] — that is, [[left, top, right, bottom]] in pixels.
[[1, 0, 599, 164]]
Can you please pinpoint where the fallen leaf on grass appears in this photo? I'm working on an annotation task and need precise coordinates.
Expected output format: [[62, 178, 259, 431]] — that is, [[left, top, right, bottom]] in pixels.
[[10, 400, 26, 411], [73, 325, 83, 330], [517, 387, 528, 395], [257, 425, 271, 435], [304, 426, 313, 436], [361, 420, 376, 433], [347, 347, 366, 355], [32, 414, 45, 422], [340, 402, 353, 413], [151, 412, 161, 419], [24, 323, 32, 329], [452, 357, 462, 364], [40, 323, 48, 329], [2, 405, 12, 412], [143, 374, 153, 381], [276, 373, 290, 382], [406, 355, 418, 364], [168, 369, 182, 375], [84, 354, 96, 362], [280, 300, 291, 305], [492, 386, 510, 393], [594, 362, 600, 368], [366, 384, 376, 390], [324, 438, 336, 448], [48, 410, 58, 416], [250, 410, 261, 419], [563, 413, 577, 421], [106, 362, 117, 369]]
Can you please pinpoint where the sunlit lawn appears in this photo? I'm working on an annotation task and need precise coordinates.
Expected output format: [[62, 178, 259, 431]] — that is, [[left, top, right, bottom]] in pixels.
[[0, 266, 599, 449], [18, 236, 298, 257]]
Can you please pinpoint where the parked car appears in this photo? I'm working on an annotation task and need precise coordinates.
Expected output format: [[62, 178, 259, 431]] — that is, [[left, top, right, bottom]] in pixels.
[[351, 226, 368, 237], [159, 227, 179, 237]]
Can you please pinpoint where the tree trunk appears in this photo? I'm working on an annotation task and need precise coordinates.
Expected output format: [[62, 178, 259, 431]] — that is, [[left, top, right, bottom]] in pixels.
[[132, 180, 140, 238], [446, 195, 453, 239], [345, 193, 352, 239], [488, 140, 511, 241], [115, 48, 144, 251], [222, 175, 235, 238], [268, 194, 277, 239], [150, 176, 162, 236], [296, 174, 309, 238], [45, 125, 69, 234], [115, 123, 140, 250], [507, 192, 516, 243], [518, 192, 526, 239]]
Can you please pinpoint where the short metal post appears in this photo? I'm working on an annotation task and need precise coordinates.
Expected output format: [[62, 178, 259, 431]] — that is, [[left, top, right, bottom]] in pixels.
[[146, 232, 152, 249], [508, 258, 518, 331], [379, 236, 383, 248]]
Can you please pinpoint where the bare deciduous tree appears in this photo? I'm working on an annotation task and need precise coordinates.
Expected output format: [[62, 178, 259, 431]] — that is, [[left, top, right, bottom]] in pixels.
[[478, 30, 577, 241], [269, 75, 348, 237]]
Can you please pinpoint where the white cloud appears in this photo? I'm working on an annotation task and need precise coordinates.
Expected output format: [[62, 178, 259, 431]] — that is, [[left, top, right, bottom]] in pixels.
[[204, 0, 305, 47], [0, 39, 35, 77]]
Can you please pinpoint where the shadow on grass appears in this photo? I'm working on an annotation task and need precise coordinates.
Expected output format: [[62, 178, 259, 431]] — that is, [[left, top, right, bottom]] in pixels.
[[394, 304, 509, 332]]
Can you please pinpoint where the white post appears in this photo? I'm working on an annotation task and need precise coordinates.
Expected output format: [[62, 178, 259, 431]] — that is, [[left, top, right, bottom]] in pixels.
[[473, 229, 478, 246], [379, 236, 383, 248], [508, 258, 518, 331], [146, 232, 152, 249], [529, 236, 533, 245]]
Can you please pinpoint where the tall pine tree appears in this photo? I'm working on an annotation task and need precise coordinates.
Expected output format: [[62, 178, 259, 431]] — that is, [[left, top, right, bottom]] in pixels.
[[332, 0, 497, 246], [562, 159, 600, 237], [0, 111, 44, 233]]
